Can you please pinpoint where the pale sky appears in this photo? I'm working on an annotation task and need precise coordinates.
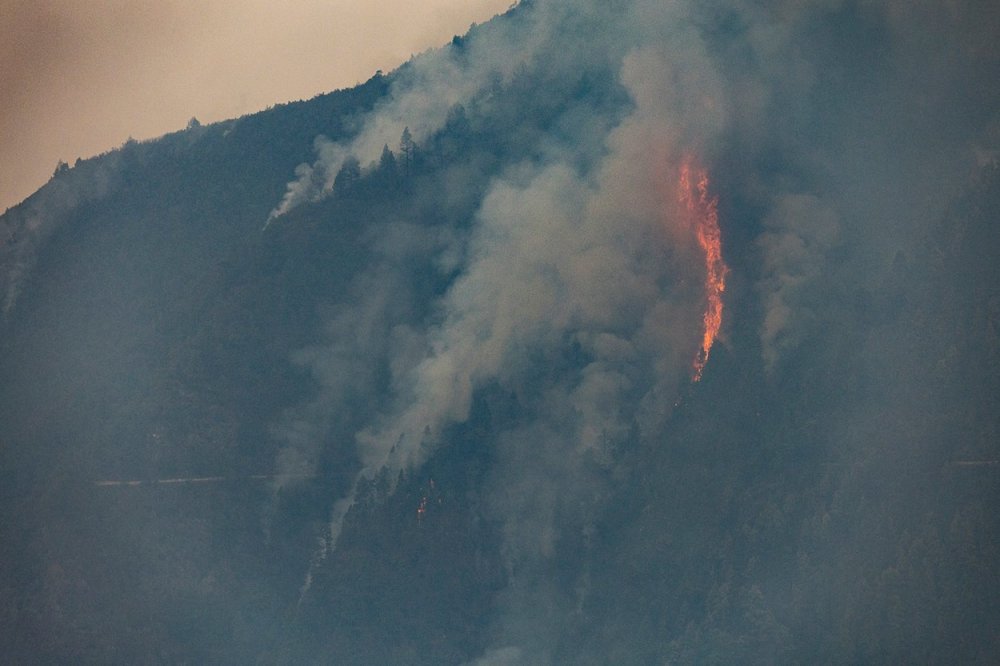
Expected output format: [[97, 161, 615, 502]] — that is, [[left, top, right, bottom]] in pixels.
[[0, 0, 513, 212]]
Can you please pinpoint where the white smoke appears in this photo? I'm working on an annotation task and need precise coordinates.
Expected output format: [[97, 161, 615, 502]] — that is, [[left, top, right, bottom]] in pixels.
[[267, 2, 568, 221]]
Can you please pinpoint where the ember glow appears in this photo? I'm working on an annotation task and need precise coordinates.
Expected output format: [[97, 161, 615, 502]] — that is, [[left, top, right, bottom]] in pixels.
[[678, 160, 727, 382]]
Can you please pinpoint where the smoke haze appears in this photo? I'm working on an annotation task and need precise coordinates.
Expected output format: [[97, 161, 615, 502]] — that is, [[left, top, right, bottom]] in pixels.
[[265, 0, 1000, 660], [1, 0, 999, 662]]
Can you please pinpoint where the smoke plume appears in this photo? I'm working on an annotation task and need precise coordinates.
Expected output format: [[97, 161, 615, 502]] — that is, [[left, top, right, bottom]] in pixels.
[[267, 0, 1000, 660]]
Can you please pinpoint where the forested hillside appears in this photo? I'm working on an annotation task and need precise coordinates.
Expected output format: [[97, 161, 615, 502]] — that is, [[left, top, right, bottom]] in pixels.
[[1, 1, 998, 663]]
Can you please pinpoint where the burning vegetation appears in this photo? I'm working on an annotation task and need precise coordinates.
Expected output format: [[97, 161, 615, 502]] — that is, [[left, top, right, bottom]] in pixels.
[[678, 160, 727, 382]]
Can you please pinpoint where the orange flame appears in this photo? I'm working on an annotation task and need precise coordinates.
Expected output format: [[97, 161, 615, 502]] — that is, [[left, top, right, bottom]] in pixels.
[[678, 160, 727, 382]]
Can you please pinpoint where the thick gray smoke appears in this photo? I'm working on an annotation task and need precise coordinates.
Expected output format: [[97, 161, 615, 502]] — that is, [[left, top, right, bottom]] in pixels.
[[271, 0, 720, 643], [268, 0, 1000, 660], [0, 0, 996, 661]]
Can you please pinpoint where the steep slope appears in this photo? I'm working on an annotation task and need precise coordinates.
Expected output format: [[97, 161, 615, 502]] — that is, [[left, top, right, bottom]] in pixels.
[[2, 1, 999, 663]]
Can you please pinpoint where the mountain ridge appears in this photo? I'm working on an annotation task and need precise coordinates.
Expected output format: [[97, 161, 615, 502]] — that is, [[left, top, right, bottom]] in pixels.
[[2, 1, 999, 662]]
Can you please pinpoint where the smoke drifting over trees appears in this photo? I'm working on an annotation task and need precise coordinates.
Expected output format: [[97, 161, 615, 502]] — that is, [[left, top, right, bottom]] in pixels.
[[1, 0, 999, 662]]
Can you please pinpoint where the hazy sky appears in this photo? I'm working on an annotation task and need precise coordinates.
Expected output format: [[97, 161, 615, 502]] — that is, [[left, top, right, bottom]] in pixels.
[[0, 0, 513, 212]]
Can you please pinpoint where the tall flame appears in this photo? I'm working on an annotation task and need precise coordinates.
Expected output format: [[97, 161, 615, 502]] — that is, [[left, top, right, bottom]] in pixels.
[[678, 160, 728, 382]]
